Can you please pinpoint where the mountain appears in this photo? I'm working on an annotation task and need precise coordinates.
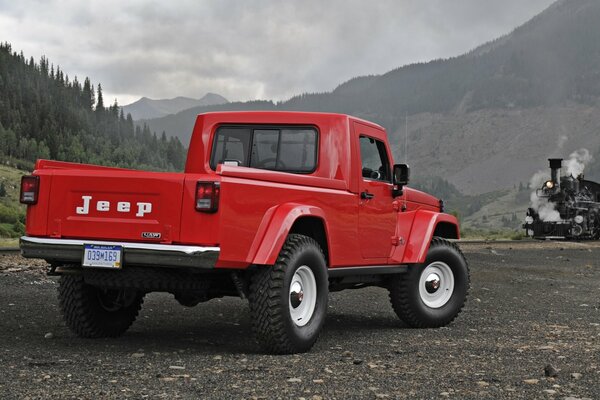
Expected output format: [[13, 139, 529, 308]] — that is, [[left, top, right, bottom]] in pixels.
[[143, 0, 600, 196], [122, 93, 228, 120], [140, 100, 276, 143], [279, 0, 600, 118]]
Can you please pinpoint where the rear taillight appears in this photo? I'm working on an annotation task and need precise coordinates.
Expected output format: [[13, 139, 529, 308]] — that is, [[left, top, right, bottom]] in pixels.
[[20, 175, 40, 205], [195, 181, 220, 213]]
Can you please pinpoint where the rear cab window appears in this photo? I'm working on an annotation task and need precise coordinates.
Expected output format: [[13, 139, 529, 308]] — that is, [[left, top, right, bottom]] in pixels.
[[210, 125, 318, 173]]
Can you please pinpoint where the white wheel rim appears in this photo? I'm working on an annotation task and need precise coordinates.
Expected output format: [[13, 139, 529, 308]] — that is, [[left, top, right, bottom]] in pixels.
[[289, 265, 317, 327], [418, 261, 454, 309]]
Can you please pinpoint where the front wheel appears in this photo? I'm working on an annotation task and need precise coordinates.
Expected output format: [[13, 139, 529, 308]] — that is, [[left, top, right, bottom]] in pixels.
[[248, 234, 328, 354], [388, 237, 469, 328]]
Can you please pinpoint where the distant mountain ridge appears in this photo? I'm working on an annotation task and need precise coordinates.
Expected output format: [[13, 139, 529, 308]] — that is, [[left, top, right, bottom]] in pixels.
[[142, 0, 600, 196], [123, 93, 228, 120]]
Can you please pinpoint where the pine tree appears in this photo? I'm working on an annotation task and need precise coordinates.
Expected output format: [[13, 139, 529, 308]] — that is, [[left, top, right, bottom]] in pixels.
[[96, 83, 105, 111], [82, 78, 94, 110]]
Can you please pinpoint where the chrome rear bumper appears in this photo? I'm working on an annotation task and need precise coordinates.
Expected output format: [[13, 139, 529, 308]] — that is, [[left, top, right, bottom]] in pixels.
[[20, 236, 219, 269]]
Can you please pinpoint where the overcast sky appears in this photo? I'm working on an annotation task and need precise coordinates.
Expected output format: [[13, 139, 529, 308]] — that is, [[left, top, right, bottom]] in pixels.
[[0, 0, 556, 106]]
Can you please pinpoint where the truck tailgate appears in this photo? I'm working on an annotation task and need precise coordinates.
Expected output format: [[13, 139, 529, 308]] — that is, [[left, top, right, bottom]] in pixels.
[[42, 169, 184, 243]]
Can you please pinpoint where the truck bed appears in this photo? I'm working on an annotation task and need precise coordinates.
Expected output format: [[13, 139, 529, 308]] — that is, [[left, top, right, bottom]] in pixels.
[[26, 160, 186, 244]]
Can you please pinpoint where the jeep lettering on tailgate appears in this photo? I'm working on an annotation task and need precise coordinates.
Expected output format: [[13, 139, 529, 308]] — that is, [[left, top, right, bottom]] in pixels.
[[75, 195, 153, 217], [20, 112, 469, 354]]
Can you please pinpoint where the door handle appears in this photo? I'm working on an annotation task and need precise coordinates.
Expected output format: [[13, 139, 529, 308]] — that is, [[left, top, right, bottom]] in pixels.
[[361, 191, 375, 200]]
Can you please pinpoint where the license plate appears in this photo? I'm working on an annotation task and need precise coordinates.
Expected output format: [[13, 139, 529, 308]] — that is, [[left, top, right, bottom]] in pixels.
[[82, 244, 123, 269]]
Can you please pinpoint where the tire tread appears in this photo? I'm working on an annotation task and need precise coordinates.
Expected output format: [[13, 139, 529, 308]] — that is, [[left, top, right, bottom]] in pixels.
[[58, 272, 143, 338], [248, 234, 325, 354]]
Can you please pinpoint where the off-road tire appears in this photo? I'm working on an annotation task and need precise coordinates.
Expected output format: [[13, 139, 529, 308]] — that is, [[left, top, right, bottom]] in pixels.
[[389, 237, 469, 328], [248, 234, 328, 354], [58, 274, 144, 338]]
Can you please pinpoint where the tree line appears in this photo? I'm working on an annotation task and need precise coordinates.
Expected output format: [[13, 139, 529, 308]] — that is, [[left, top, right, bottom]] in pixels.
[[0, 42, 186, 171]]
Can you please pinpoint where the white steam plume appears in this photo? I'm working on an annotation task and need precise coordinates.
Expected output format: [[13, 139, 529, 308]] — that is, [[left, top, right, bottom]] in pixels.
[[564, 148, 593, 178], [528, 171, 561, 222]]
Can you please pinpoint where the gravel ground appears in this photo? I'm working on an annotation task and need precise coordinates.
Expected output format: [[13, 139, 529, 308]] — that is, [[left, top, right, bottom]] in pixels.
[[0, 241, 599, 399]]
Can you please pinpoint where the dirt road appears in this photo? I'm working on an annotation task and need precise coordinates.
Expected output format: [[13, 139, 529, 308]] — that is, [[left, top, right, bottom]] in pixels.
[[0, 241, 599, 399]]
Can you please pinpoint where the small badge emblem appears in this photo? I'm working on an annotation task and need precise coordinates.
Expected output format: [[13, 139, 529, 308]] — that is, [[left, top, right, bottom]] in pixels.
[[141, 232, 161, 239]]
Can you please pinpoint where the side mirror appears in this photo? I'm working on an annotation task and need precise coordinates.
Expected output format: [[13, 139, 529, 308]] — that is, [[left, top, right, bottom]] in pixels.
[[393, 164, 410, 186], [392, 164, 409, 198]]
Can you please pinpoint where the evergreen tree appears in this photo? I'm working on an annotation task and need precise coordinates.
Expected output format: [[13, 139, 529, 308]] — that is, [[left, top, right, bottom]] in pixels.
[[96, 83, 104, 111], [82, 78, 94, 110]]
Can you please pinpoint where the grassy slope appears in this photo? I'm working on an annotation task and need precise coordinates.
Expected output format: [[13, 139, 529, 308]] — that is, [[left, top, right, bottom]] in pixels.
[[460, 187, 530, 239]]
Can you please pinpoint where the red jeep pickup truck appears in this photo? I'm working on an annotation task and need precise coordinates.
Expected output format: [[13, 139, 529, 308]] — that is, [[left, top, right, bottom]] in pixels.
[[20, 111, 468, 354]]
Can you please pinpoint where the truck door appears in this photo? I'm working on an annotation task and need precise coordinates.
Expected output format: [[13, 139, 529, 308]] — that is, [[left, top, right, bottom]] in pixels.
[[354, 122, 397, 259]]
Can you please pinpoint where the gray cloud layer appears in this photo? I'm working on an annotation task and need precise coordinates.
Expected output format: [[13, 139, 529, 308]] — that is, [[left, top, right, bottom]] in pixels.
[[0, 0, 555, 105]]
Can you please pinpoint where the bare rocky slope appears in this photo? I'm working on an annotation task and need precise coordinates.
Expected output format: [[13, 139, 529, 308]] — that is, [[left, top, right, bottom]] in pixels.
[[396, 104, 600, 195]]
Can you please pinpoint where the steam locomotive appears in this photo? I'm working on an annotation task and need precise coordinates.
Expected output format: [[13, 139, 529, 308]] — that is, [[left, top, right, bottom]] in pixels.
[[524, 158, 600, 240]]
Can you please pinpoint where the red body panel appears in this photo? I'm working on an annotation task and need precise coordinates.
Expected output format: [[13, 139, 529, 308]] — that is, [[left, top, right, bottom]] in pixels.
[[24, 111, 459, 269], [401, 211, 460, 264], [29, 167, 185, 243]]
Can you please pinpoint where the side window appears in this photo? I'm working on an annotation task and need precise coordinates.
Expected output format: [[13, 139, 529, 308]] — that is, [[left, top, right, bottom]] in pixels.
[[359, 136, 391, 182], [279, 129, 317, 172], [210, 127, 251, 169], [210, 125, 318, 173]]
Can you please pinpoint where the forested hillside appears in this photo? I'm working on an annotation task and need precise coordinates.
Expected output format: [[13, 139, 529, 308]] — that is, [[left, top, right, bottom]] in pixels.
[[0, 42, 189, 238], [283, 0, 600, 124], [0, 43, 186, 171]]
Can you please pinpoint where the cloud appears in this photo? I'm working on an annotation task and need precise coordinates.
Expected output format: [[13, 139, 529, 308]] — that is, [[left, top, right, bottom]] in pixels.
[[0, 0, 556, 105]]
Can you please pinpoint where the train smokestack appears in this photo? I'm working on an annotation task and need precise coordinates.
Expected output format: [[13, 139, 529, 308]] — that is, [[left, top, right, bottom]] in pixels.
[[549, 158, 563, 187]]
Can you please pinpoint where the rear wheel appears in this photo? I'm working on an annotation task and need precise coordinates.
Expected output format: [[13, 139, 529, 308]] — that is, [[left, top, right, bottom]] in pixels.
[[58, 274, 144, 338], [389, 237, 469, 328], [248, 234, 328, 354]]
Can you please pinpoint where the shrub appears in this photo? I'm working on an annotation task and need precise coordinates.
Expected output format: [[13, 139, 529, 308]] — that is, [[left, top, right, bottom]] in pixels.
[[13, 221, 25, 236], [0, 223, 14, 238], [0, 204, 20, 224]]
